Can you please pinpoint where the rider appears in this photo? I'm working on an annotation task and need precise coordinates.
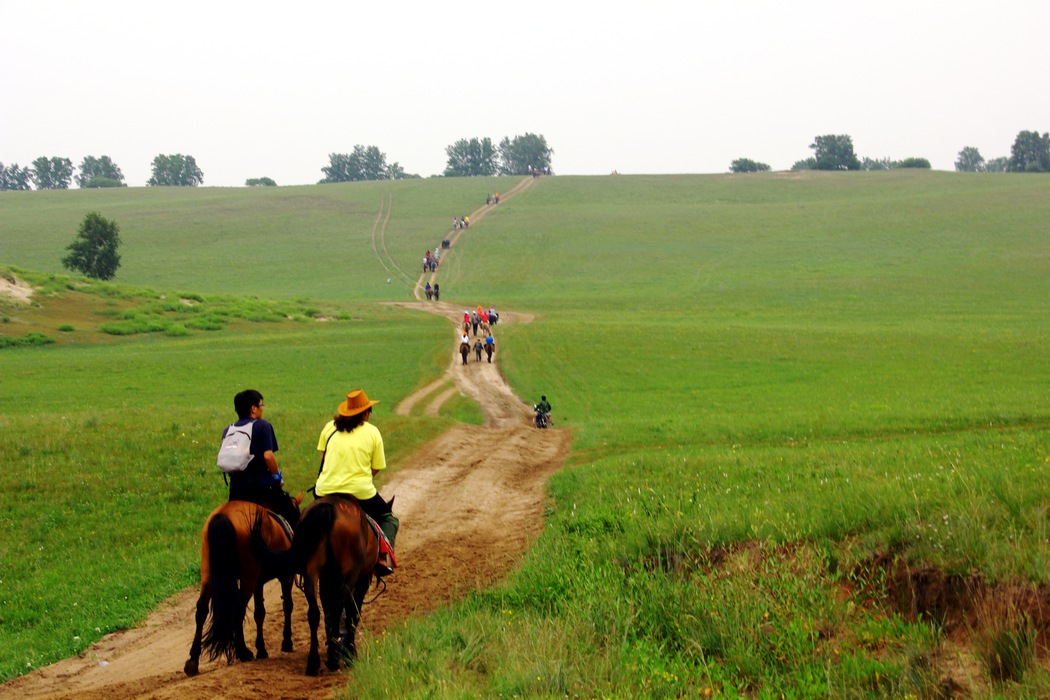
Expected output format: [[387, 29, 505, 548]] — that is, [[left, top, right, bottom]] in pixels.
[[223, 389, 299, 525], [536, 395, 552, 425], [315, 389, 398, 576]]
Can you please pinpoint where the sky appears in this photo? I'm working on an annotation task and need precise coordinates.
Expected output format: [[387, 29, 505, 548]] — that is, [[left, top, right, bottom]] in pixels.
[[2, 0, 1048, 187]]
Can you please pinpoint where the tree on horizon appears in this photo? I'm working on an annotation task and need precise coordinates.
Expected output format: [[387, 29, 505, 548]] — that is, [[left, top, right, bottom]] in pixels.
[[444, 137, 497, 177], [147, 154, 203, 186], [30, 156, 74, 189], [77, 156, 126, 188], [497, 133, 553, 176]]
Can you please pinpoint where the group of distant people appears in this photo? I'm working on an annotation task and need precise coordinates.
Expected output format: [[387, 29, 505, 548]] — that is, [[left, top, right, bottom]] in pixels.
[[485, 192, 501, 205], [452, 215, 470, 230], [459, 305, 499, 365], [422, 248, 439, 273]]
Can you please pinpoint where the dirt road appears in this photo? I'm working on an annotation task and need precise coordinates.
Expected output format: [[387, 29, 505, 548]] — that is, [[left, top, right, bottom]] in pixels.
[[2, 300, 570, 699]]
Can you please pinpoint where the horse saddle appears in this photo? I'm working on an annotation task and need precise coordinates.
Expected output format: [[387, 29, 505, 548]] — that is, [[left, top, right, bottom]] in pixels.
[[365, 514, 397, 574]]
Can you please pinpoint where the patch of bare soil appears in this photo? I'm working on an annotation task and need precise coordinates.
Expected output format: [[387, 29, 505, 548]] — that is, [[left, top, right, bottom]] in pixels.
[[2, 299, 570, 699], [0, 273, 33, 304]]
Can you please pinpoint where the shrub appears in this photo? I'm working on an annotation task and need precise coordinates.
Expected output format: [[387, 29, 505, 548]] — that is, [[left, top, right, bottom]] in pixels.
[[57, 324, 75, 332], [184, 317, 224, 331], [0, 332, 56, 349], [98, 318, 170, 335]]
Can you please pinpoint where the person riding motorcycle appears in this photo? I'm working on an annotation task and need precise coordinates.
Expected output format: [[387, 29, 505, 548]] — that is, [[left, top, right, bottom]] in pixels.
[[534, 395, 552, 428]]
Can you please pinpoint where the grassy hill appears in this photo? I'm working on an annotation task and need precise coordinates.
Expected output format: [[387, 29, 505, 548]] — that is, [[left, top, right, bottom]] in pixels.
[[2, 171, 1049, 695]]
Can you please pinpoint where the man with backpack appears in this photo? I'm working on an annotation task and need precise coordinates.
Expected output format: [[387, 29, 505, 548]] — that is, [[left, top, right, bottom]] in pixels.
[[219, 389, 299, 524]]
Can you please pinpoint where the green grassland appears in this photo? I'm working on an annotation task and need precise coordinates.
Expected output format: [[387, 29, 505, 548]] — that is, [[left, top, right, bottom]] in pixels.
[[2, 171, 1049, 696]]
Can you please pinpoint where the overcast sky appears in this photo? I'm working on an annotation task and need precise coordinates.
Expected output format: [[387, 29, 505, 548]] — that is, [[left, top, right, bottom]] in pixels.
[[2, 1, 1047, 187]]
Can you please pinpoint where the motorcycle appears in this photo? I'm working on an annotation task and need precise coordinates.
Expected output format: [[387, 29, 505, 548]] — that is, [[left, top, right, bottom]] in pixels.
[[533, 406, 551, 429]]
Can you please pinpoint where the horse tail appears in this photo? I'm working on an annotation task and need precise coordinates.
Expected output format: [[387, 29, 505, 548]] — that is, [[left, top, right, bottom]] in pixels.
[[201, 513, 242, 662], [290, 500, 337, 574]]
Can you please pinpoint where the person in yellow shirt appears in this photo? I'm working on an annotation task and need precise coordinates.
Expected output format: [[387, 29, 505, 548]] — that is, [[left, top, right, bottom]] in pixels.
[[315, 389, 398, 575]]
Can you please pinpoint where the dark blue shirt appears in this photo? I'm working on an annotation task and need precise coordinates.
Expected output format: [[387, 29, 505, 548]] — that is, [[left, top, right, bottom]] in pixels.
[[223, 418, 278, 492]]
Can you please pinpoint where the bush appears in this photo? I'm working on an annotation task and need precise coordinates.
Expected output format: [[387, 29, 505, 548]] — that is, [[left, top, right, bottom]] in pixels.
[[897, 158, 931, 169], [98, 318, 170, 335], [0, 332, 56, 349], [57, 324, 75, 332], [730, 158, 772, 173], [184, 317, 224, 331]]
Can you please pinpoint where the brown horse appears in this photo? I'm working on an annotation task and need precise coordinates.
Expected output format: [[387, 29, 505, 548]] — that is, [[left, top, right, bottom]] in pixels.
[[290, 495, 381, 675], [184, 496, 302, 676]]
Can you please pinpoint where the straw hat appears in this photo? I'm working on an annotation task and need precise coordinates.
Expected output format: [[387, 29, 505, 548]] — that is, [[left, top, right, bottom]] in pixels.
[[337, 389, 380, 417]]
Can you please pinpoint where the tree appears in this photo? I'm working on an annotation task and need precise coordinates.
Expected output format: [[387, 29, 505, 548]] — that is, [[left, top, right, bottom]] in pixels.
[[984, 156, 1009, 173], [245, 177, 277, 187], [955, 146, 985, 172], [808, 134, 861, 171], [497, 133, 553, 175], [444, 137, 497, 177], [729, 158, 771, 173], [791, 157, 816, 171], [30, 156, 75, 189], [861, 157, 894, 171], [147, 154, 204, 186], [61, 212, 121, 280], [319, 145, 412, 182], [76, 156, 125, 188], [0, 162, 33, 190], [1008, 130, 1050, 172]]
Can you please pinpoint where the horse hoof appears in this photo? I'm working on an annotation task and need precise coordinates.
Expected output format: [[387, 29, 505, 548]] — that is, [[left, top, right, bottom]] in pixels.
[[325, 658, 341, 672], [236, 650, 254, 663], [256, 649, 268, 660], [282, 641, 293, 653], [184, 659, 199, 676]]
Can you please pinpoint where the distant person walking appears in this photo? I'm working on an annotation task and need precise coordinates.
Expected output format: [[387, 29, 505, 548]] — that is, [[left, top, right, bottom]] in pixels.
[[473, 338, 483, 362]]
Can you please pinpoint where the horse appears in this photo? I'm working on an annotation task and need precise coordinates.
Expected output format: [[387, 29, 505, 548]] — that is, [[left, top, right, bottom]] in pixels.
[[184, 495, 303, 676], [256, 495, 383, 675], [484, 343, 494, 363]]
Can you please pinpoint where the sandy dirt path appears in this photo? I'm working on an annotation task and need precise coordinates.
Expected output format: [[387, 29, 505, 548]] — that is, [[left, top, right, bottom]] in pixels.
[[2, 283, 569, 698]]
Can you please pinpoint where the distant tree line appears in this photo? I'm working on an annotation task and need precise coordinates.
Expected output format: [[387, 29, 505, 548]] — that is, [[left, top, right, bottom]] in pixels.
[[4, 134, 556, 189], [954, 131, 1050, 173], [729, 129, 1048, 174], [0, 153, 204, 190]]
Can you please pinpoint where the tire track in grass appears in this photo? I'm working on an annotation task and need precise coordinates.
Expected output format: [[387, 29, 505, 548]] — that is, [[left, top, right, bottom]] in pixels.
[[369, 193, 415, 289]]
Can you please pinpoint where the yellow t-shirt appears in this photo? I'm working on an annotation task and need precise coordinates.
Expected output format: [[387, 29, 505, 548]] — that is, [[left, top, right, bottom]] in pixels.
[[315, 420, 386, 499]]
